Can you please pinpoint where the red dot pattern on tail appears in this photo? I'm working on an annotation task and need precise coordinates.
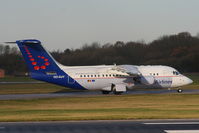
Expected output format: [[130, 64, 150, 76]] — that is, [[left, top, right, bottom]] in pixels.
[[23, 46, 50, 70]]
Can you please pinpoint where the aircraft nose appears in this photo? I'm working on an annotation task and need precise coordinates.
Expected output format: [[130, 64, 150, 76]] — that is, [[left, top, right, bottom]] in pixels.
[[184, 76, 193, 85]]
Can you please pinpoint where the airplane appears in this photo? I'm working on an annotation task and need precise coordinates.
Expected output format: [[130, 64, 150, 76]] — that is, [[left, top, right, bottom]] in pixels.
[[8, 39, 193, 94]]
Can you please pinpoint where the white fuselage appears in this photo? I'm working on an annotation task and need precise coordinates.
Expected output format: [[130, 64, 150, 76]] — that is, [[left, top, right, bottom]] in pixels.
[[60, 65, 193, 90]]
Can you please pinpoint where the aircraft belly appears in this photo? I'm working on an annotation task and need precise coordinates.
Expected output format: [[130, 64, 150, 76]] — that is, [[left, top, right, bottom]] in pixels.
[[75, 78, 125, 90]]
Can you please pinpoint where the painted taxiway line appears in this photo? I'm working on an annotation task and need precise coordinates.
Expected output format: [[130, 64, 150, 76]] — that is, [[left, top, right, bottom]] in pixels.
[[164, 130, 199, 133], [144, 122, 199, 125]]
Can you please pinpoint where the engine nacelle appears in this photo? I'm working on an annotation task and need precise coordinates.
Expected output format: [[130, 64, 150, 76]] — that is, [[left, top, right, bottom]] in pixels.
[[140, 76, 155, 85]]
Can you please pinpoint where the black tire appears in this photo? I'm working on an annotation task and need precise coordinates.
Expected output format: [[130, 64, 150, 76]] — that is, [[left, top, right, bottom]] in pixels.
[[113, 91, 123, 95], [102, 91, 110, 94], [177, 89, 183, 93]]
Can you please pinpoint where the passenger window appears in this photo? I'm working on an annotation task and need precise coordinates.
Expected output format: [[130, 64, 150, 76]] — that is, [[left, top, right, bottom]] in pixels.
[[106, 74, 108, 77], [109, 74, 111, 77], [98, 75, 100, 77], [176, 71, 179, 75], [84, 75, 86, 77], [80, 75, 82, 77], [91, 75, 93, 77], [87, 75, 89, 77], [173, 71, 179, 75]]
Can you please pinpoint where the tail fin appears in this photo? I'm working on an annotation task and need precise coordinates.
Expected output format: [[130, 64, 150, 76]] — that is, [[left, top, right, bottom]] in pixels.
[[16, 39, 60, 75], [16, 39, 84, 90]]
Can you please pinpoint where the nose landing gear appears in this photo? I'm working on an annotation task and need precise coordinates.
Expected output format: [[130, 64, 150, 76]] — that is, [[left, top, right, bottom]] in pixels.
[[177, 88, 183, 93]]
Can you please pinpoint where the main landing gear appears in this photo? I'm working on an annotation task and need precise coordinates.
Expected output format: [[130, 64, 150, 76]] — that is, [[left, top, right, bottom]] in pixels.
[[113, 91, 123, 95], [101, 90, 123, 95], [101, 84, 124, 95], [101, 91, 111, 94]]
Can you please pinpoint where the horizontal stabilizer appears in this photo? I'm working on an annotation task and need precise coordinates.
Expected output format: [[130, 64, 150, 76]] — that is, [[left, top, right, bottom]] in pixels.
[[4, 42, 16, 44]]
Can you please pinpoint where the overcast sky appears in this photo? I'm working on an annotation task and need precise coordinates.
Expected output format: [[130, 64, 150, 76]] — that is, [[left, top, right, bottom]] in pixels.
[[0, 0, 199, 50]]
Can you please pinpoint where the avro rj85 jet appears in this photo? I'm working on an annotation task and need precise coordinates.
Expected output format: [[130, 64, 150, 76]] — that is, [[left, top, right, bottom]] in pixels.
[[10, 39, 193, 94]]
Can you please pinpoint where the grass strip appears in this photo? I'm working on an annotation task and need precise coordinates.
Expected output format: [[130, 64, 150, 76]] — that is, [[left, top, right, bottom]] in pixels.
[[0, 94, 199, 121]]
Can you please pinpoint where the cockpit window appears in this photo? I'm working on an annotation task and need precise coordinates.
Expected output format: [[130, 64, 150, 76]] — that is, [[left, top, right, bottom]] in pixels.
[[173, 71, 180, 75]]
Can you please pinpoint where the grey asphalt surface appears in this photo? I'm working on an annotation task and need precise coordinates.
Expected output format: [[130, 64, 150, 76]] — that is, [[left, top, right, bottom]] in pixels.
[[0, 86, 199, 133], [0, 89, 199, 100], [0, 120, 199, 133]]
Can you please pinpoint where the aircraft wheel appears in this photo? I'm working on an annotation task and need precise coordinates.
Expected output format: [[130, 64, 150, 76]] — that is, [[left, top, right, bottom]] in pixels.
[[113, 91, 123, 95], [177, 89, 183, 93], [102, 91, 110, 94]]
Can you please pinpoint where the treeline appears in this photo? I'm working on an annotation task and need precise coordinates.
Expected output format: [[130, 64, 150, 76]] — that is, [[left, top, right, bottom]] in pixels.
[[0, 45, 27, 74], [0, 32, 199, 75]]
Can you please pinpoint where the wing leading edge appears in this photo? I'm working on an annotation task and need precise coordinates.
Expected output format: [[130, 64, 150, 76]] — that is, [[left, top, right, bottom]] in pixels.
[[110, 65, 141, 76]]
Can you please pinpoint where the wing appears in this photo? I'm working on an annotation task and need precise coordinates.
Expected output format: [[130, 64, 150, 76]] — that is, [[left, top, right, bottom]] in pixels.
[[109, 65, 155, 85], [109, 65, 141, 76]]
